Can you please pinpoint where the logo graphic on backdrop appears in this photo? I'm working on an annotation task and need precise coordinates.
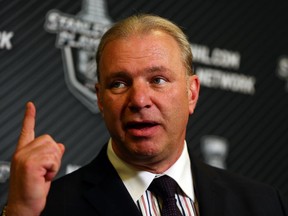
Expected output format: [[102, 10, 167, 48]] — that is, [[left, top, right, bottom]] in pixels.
[[276, 56, 288, 92], [0, 31, 14, 50], [44, 0, 112, 113], [0, 161, 10, 184], [200, 135, 229, 169]]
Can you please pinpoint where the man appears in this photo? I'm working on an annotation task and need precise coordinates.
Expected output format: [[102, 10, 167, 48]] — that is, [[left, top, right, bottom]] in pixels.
[[4, 14, 288, 216]]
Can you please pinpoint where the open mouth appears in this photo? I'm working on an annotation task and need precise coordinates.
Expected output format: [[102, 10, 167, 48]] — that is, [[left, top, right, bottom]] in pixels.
[[125, 121, 159, 130], [124, 120, 161, 137]]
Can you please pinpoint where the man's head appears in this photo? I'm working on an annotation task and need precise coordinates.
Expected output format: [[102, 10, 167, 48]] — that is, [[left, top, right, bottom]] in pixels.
[[96, 14, 194, 81], [95, 14, 200, 173]]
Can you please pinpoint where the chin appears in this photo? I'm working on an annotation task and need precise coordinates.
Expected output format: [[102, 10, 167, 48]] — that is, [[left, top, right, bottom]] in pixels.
[[130, 145, 164, 157]]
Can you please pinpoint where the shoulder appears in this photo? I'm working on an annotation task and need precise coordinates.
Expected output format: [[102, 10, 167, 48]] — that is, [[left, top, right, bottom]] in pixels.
[[42, 145, 115, 215], [191, 153, 277, 194], [49, 144, 112, 192], [190, 153, 288, 215]]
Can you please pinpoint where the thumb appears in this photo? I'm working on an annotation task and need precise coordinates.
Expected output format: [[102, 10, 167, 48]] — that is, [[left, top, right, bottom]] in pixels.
[[17, 102, 36, 150]]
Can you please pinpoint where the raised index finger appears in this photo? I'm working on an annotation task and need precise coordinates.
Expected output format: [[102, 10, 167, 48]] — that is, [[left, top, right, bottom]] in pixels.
[[17, 102, 36, 149]]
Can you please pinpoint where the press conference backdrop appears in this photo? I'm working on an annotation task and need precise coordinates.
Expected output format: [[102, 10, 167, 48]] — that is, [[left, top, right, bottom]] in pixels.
[[1, 0, 288, 210]]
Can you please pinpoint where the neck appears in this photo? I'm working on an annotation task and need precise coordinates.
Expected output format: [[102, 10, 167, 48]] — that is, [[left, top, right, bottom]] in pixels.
[[112, 142, 184, 174]]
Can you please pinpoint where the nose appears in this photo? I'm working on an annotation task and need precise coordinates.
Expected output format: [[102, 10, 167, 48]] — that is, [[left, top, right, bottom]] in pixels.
[[128, 82, 152, 112]]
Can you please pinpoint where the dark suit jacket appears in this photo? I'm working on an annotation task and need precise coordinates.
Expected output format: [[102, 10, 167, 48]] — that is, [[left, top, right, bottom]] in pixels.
[[41, 144, 288, 216]]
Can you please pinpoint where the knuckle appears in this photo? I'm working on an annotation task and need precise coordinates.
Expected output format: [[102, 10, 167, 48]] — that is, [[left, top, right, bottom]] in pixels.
[[41, 134, 52, 140]]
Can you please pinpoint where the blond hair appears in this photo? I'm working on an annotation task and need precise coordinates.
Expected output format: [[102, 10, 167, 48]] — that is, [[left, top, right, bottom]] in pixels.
[[96, 14, 193, 81]]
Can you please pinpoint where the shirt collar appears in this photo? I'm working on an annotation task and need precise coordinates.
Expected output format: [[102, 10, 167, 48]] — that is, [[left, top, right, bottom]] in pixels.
[[107, 138, 195, 203]]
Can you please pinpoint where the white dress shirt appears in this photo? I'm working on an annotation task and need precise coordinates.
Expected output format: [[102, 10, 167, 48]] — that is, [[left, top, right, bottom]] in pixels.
[[107, 139, 198, 216]]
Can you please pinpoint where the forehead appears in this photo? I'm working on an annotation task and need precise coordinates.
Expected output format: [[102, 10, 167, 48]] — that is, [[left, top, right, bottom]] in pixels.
[[99, 31, 183, 72]]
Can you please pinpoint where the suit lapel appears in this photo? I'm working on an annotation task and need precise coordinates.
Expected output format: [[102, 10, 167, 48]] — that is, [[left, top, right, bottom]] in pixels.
[[82, 145, 141, 216], [189, 150, 228, 216]]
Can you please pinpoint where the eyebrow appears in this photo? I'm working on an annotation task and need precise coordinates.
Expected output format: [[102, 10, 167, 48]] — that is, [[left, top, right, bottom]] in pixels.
[[110, 66, 170, 77], [103, 65, 171, 83], [144, 65, 171, 74], [105, 71, 130, 80]]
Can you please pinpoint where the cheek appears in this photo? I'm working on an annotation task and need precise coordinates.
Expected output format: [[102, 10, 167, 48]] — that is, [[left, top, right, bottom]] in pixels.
[[162, 89, 190, 120], [164, 86, 189, 107], [102, 98, 123, 134], [102, 94, 126, 118]]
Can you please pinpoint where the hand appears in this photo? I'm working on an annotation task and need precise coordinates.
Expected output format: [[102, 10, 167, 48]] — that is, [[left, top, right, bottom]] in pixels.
[[6, 102, 65, 216]]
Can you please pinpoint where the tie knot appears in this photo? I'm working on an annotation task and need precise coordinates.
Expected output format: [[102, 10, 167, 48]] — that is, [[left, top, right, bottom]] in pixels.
[[149, 175, 178, 198]]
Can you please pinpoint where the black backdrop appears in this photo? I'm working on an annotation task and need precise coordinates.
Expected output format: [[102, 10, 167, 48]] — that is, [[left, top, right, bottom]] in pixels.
[[1, 0, 288, 210]]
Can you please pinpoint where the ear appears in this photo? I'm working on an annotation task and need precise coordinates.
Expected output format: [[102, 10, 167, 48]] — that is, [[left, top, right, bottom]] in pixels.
[[188, 75, 200, 114], [95, 83, 104, 113]]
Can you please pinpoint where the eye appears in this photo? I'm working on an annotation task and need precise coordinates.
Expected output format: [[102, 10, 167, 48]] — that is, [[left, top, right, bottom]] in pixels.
[[110, 81, 126, 89], [153, 77, 167, 85]]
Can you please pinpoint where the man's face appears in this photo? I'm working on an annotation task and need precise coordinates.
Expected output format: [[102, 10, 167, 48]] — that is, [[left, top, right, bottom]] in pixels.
[[96, 31, 199, 172]]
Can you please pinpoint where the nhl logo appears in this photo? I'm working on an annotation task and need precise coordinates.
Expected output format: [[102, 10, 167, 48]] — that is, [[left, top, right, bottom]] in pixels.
[[44, 0, 112, 113], [201, 135, 229, 169], [0, 161, 10, 183], [276, 56, 288, 92]]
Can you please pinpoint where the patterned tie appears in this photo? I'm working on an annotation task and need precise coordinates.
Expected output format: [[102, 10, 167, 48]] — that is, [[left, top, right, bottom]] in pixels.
[[148, 175, 182, 216]]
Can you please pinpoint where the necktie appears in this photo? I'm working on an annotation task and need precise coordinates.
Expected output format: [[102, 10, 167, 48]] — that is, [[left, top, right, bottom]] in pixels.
[[148, 175, 182, 216]]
